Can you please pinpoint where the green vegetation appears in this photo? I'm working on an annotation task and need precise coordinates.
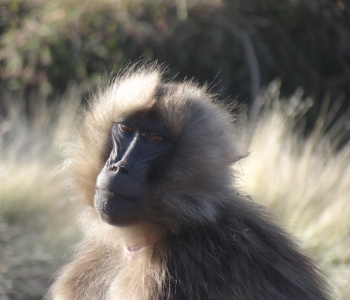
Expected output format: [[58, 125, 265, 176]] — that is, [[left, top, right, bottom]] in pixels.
[[1, 0, 349, 107]]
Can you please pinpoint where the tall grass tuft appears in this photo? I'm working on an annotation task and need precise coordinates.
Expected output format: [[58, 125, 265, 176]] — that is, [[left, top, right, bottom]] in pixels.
[[0, 82, 349, 299], [238, 81, 350, 299], [0, 87, 81, 299]]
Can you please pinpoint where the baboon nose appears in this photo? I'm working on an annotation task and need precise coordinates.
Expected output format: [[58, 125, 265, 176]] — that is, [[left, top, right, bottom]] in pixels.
[[118, 166, 129, 174], [110, 164, 129, 174]]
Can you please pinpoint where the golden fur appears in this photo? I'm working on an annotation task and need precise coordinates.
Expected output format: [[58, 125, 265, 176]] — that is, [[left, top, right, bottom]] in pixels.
[[46, 64, 331, 300]]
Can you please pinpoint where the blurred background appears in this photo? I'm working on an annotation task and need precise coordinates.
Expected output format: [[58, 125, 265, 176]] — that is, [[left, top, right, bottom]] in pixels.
[[0, 0, 349, 299]]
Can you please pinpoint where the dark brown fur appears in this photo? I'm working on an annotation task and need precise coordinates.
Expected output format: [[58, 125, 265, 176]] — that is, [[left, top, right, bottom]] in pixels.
[[46, 65, 332, 300]]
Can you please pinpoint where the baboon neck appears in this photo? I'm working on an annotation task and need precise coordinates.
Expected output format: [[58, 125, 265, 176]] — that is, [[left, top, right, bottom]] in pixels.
[[119, 224, 158, 258]]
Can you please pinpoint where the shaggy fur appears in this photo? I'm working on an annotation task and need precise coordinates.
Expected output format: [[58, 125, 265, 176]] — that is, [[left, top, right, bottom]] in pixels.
[[46, 65, 332, 300]]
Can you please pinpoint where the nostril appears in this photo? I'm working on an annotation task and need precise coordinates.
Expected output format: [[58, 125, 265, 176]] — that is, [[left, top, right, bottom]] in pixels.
[[110, 165, 118, 172], [118, 166, 129, 174], [110, 164, 129, 173]]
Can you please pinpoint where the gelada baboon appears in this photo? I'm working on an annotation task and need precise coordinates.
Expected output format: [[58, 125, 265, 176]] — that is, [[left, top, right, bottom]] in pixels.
[[47, 64, 332, 300]]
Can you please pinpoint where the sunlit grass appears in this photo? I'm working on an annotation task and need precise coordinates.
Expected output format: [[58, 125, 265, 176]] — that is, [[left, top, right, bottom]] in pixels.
[[238, 81, 350, 299], [0, 82, 349, 299], [0, 87, 81, 299]]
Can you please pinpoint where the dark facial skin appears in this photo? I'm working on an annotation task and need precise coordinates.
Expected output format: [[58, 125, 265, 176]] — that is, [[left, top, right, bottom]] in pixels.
[[94, 116, 174, 226]]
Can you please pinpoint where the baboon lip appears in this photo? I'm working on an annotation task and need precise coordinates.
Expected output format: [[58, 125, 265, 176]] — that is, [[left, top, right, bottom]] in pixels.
[[95, 186, 112, 195], [95, 187, 137, 202]]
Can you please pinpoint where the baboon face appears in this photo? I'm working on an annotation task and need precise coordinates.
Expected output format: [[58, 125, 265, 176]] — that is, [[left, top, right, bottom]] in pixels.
[[94, 110, 175, 226]]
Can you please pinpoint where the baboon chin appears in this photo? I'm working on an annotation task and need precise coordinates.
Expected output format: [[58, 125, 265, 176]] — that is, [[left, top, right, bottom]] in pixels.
[[46, 64, 332, 300]]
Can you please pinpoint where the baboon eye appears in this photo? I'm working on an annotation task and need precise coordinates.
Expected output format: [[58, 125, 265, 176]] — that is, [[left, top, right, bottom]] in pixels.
[[120, 124, 133, 133], [150, 135, 164, 142]]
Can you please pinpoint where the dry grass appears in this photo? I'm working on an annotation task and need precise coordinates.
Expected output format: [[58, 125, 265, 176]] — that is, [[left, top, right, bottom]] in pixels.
[[0, 87, 81, 300], [0, 82, 349, 299], [238, 81, 350, 299]]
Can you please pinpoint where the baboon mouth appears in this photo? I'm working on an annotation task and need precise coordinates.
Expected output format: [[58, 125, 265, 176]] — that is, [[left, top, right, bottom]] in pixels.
[[95, 186, 113, 196], [95, 187, 137, 202]]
